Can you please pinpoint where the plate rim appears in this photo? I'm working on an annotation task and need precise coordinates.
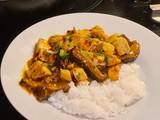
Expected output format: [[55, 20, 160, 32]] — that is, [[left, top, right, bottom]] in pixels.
[[1, 12, 160, 120]]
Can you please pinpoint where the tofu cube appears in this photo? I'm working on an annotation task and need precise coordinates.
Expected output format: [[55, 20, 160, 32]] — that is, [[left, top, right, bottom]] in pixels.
[[108, 64, 121, 81], [72, 67, 88, 84], [103, 42, 115, 56], [37, 49, 55, 64], [60, 69, 72, 82], [106, 55, 121, 66], [34, 38, 51, 54], [27, 61, 52, 79], [112, 37, 130, 56]]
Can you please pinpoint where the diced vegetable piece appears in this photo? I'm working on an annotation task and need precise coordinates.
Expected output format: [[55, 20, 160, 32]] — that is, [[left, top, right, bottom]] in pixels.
[[108, 64, 121, 81], [89, 38, 103, 52], [72, 47, 107, 81], [106, 55, 121, 66], [121, 40, 140, 63], [34, 39, 56, 63], [106, 34, 120, 43], [91, 38, 101, 45], [112, 36, 130, 56], [93, 53, 105, 64], [107, 34, 131, 56], [48, 35, 64, 46], [59, 49, 68, 59], [27, 61, 52, 79], [130, 41, 140, 55], [70, 30, 91, 50], [72, 67, 89, 84], [120, 34, 131, 45], [90, 25, 108, 40], [63, 40, 74, 51], [34, 38, 51, 54], [37, 49, 56, 64], [78, 38, 91, 51], [96, 54, 105, 63], [76, 29, 91, 38], [67, 63, 75, 70], [60, 69, 72, 82], [71, 34, 80, 45], [48, 35, 64, 52], [90, 40, 104, 53], [103, 42, 115, 56]]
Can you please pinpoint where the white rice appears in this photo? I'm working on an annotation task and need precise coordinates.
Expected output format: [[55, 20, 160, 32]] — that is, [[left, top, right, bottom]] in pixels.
[[48, 63, 146, 120]]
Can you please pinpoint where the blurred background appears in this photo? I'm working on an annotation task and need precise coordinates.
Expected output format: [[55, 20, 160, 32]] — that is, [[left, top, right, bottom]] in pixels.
[[0, 0, 160, 119]]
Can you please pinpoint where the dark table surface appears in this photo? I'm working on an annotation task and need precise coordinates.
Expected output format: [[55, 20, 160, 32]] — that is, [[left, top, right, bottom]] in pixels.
[[1, 0, 160, 119]]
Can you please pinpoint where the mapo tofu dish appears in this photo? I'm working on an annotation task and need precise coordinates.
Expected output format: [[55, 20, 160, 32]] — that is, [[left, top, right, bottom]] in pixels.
[[19, 26, 140, 101]]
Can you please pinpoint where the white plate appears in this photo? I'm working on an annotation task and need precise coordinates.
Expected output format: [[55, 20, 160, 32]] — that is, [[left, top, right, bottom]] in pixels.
[[1, 13, 160, 120]]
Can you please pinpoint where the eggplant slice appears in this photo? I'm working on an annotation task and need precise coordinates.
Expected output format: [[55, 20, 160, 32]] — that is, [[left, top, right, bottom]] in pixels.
[[71, 47, 107, 82], [121, 41, 140, 63]]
